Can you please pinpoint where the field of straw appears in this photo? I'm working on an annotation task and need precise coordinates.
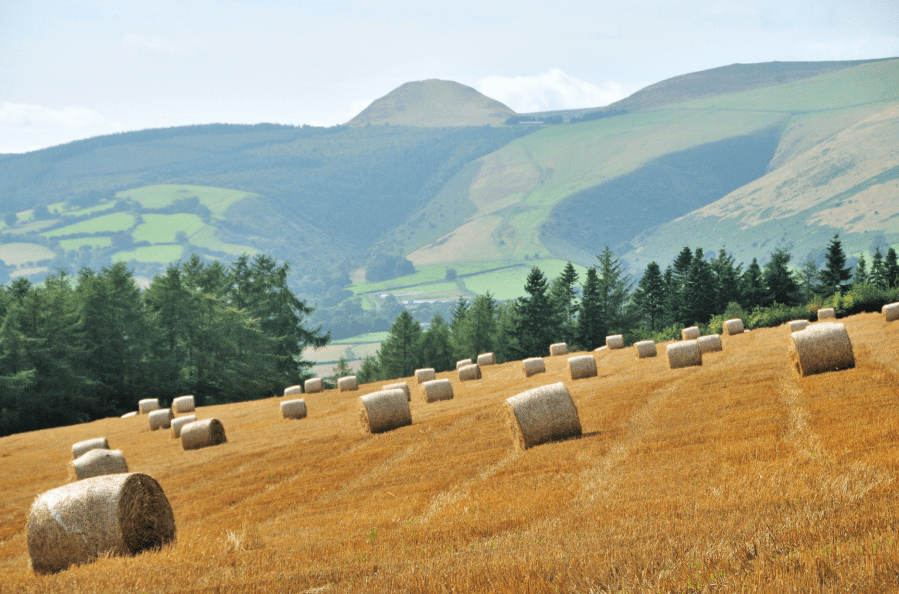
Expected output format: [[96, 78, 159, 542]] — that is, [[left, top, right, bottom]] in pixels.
[[2, 312, 899, 592]]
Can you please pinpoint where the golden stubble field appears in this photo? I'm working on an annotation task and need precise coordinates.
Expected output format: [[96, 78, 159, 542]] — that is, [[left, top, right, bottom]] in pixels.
[[1, 312, 898, 593]]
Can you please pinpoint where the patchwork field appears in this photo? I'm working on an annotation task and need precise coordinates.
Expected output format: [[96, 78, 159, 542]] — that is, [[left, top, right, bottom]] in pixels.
[[1, 312, 897, 592]]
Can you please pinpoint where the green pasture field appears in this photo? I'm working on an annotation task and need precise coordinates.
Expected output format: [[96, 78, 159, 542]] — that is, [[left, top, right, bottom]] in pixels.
[[65, 201, 116, 218], [113, 244, 184, 264], [57, 237, 113, 251], [350, 261, 516, 295], [460, 259, 590, 301], [331, 331, 389, 345], [116, 184, 256, 217], [44, 212, 136, 238], [188, 226, 258, 256], [0, 243, 56, 266], [6, 219, 56, 235], [132, 214, 205, 243]]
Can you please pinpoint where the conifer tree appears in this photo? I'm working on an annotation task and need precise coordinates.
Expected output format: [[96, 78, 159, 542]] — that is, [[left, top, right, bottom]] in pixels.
[[632, 262, 666, 331], [513, 267, 555, 358], [682, 248, 717, 324], [798, 256, 820, 301], [419, 313, 454, 372], [595, 247, 633, 335], [548, 262, 579, 345], [853, 253, 869, 286], [575, 267, 603, 349], [886, 247, 899, 288], [763, 248, 799, 305], [666, 247, 693, 325], [378, 310, 422, 380], [710, 248, 743, 312], [871, 248, 887, 288], [819, 234, 853, 294], [741, 258, 767, 309]]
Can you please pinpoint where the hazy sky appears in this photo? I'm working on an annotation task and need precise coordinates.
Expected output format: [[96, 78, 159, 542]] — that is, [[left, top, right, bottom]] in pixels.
[[2, 0, 897, 153]]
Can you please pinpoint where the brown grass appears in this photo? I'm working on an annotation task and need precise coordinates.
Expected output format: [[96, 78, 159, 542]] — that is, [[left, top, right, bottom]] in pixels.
[[789, 322, 855, 376], [68, 449, 128, 481]]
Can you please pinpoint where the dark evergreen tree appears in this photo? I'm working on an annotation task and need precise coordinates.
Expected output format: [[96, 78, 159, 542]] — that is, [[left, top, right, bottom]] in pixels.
[[741, 258, 767, 309], [819, 234, 853, 294], [763, 248, 799, 305], [548, 262, 580, 345], [853, 253, 869, 286], [419, 313, 454, 372], [513, 267, 555, 358], [666, 247, 693, 325], [871, 248, 887, 288], [455, 293, 496, 360], [595, 246, 633, 335], [798, 256, 820, 301], [355, 354, 382, 384], [574, 267, 603, 349], [710, 248, 743, 312], [682, 248, 717, 324], [379, 310, 422, 379], [494, 301, 520, 364], [632, 262, 666, 331], [886, 247, 899, 288]]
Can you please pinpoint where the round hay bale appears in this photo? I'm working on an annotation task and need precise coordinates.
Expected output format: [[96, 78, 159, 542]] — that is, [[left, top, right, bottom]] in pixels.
[[383, 382, 411, 401], [681, 326, 700, 340], [606, 335, 624, 349], [281, 399, 307, 420], [789, 322, 855, 377], [722, 318, 744, 335], [455, 359, 473, 370], [594, 346, 608, 352], [138, 399, 159, 414], [667, 341, 702, 369], [170, 415, 196, 439], [304, 378, 323, 393], [421, 379, 454, 403], [458, 363, 482, 382], [358, 389, 412, 434], [817, 307, 836, 321], [634, 340, 657, 359], [549, 342, 568, 356], [697, 334, 723, 353], [522, 357, 546, 377], [171, 395, 195, 414], [120, 412, 137, 419], [882, 302, 899, 322], [415, 368, 436, 383], [148, 409, 174, 431], [477, 352, 496, 366], [181, 419, 227, 451], [283, 385, 302, 397], [504, 382, 582, 450], [568, 355, 597, 380], [788, 319, 810, 332], [72, 438, 109, 460], [27, 473, 175, 575], [68, 449, 128, 482], [337, 376, 358, 392]]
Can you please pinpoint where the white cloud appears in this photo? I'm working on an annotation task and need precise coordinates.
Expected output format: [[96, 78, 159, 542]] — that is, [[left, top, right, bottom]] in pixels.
[[0, 103, 117, 130], [475, 69, 627, 113]]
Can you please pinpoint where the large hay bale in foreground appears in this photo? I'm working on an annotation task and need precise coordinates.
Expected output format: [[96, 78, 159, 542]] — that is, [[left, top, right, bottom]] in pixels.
[[415, 368, 436, 383], [455, 359, 472, 370], [606, 335, 624, 349], [304, 378, 323, 393], [170, 415, 196, 439], [458, 363, 482, 382], [788, 319, 810, 332], [72, 438, 109, 460], [27, 473, 175, 575], [522, 357, 546, 377], [337, 376, 358, 392], [789, 322, 855, 377], [383, 382, 411, 401], [882, 302, 899, 322], [358, 389, 412, 434], [148, 409, 174, 431], [504, 382, 582, 450], [817, 307, 836, 321], [568, 355, 597, 380], [634, 340, 657, 359], [68, 449, 128, 482], [421, 379, 454, 403], [283, 386, 302, 397], [667, 341, 702, 369], [549, 342, 568, 356], [477, 352, 496, 366], [681, 326, 700, 340], [281, 399, 307, 420], [138, 399, 159, 414], [171, 395, 195, 414], [697, 334, 723, 353], [722, 318, 744, 335], [181, 419, 227, 451]]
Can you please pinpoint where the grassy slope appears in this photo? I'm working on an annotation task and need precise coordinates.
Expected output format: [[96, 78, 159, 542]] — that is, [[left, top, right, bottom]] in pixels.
[[2, 313, 898, 592]]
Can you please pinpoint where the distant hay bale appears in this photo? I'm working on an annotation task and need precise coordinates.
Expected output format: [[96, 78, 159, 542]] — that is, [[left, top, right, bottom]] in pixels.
[[304, 378, 323, 393], [138, 399, 159, 414], [788, 319, 810, 332], [594, 346, 607, 352], [170, 415, 196, 439], [148, 409, 174, 431], [634, 340, 657, 359], [789, 322, 855, 377], [504, 382, 582, 450], [606, 335, 624, 349], [477, 352, 496, 366], [667, 341, 702, 369], [181, 419, 227, 451], [882, 302, 899, 322], [383, 382, 411, 401], [458, 363, 482, 381], [817, 308, 836, 321], [455, 359, 473, 370], [358, 389, 412, 434], [283, 386, 302, 397], [549, 342, 568, 356], [68, 449, 128, 482], [415, 368, 436, 383], [337, 376, 358, 392], [522, 357, 546, 377], [27, 473, 175, 575], [171, 395, 195, 414], [568, 355, 597, 380], [681, 326, 700, 340], [281, 399, 307, 420], [722, 318, 744, 335], [72, 438, 109, 460], [120, 412, 137, 419], [697, 334, 723, 353], [421, 379, 454, 403]]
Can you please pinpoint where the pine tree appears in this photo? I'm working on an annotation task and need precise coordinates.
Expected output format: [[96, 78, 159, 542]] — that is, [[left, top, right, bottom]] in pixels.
[[710, 248, 743, 312], [575, 267, 603, 349], [682, 248, 717, 324], [355, 355, 382, 384], [595, 246, 633, 335], [853, 253, 869, 286], [379, 310, 422, 380], [666, 247, 693, 325], [798, 256, 820, 301], [513, 267, 555, 358], [741, 258, 767, 309], [632, 262, 666, 331], [419, 313, 454, 372], [548, 262, 579, 345], [455, 293, 497, 360], [763, 248, 799, 305], [494, 301, 520, 364], [871, 248, 887, 288], [819, 234, 853, 294], [886, 247, 899, 288]]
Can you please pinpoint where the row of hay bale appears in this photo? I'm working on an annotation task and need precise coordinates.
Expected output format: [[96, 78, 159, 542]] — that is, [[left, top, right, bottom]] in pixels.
[[136, 396, 226, 451]]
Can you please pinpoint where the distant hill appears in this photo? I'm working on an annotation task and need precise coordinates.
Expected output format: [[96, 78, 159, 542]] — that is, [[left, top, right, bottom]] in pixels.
[[346, 79, 517, 127]]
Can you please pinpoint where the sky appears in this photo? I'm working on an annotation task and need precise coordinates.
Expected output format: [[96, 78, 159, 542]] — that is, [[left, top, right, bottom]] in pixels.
[[2, 0, 897, 153]]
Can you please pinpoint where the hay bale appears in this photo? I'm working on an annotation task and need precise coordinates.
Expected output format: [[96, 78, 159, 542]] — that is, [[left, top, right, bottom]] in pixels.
[[181, 419, 227, 451], [304, 378, 323, 393], [788, 319, 810, 332], [568, 355, 597, 380], [120, 412, 137, 419], [337, 376, 358, 392], [594, 346, 608, 352], [421, 379, 454, 403], [283, 385, 302, 397], [697, 334, 723, 353], [72, 438, 109, 460], [138, 399, 159, 414], [681, 326, 700, 340], [455, 359, 473, 370], [882, 302, 899, 322], [522, 357, 546, 377], [606, 335, 624, 349], [383, 382, 411, 401], [477, 352, 496, 366], [817, 307, 836, 321], [148, 409, 174, 431], [722, 318, 744, 335], [170, 415, 196, 439], [634, 340, 657, 359], [358, 389, 412, 434], [667, 341, 702, 369], [68, 449, 128, 482], [27, 473, 175, 575], [281, 399, 307, 420], [504, 382, 582, 450], [549, 342, 568, 356], [171, 395, 195, 414], [789, 322, 855, 376], [415, 368, 436, 383], [458, 363, 482, 382]]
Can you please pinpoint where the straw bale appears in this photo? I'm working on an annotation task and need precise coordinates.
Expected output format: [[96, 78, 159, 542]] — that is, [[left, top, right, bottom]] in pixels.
[[337, 376, 359, 392], [170, 415, 196, 439], [549, 342, 568, 356], [27, 473, 175, 575], [421, 379, 454, 403], [568, 355, 597, 380], [171, 395, 195, 414], [817, 307, 836, 321], [181, 419, 227, 451], [458, 363, 482, 382], [68, 449, 128, 482], [148, 409, 174, 431], [606, 335, 624, 349], [522, 357, 546, 377], [138, 399, 159, 414], [882, 302, 899, 322], [504, 382, 582, 450], [634, 340, 657, 359], [72, 438, 109, 460], [304, 378, 323, 393], [281, 399, 307, 420], [594, 346, 607, 352], [121, 412, 137, 419], [667, 341, 702, 369], [455, 359, 473, 370], [681, 326, 700, 340], [383, 382, 411, 401], [358, 389, 412, 434], [283, 385, 302, 397], [723, 319, 743, 335], [477, 352, 496, 366], [697, 334, 723, 353], [789, 322, 855, 376], [788, 319, 810, 332], [415, 368, 436, 383]]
